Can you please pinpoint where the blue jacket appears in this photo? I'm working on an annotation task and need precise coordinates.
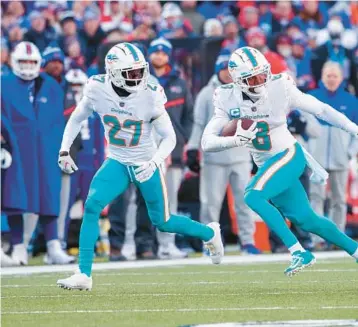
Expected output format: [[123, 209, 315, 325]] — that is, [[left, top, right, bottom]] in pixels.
[[1, 113, 27, 214], [1, 72, 64, 215], [151, 65, 193, 166], [309, 82, 358, 170], [294, 50, 315, 92]]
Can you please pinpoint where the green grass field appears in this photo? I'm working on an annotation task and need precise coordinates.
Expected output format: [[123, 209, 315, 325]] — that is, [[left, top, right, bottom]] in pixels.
[[2, 258, 358, 327]]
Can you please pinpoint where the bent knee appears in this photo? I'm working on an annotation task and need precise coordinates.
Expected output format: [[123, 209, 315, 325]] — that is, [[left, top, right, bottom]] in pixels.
[[84, 197, 104, 216], [244, 189, 262, 208]]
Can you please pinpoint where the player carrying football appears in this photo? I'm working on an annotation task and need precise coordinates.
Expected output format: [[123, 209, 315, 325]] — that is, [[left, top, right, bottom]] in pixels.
[[202, 46, 358, 276], [56, 43, 223, 290]]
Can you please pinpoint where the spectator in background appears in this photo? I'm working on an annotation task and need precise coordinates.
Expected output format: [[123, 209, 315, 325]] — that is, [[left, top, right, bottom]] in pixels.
[[129, 12, 156, 41], [291, 34, 316, 92], [147, 1, 162, 29], [271, 1, 294, 35], [79, 7, 106, 67], [256, 1, 273, 35], [158, 2, 195, 39], [276, 34, 296, 74], [239, 6, 260, 33], [6, 23, 24, 50], [203, 18, 223, 38], [309, 61, 358, 250], [64, 37, 86, 71], [296, 0, 328, 40], [42, 43, 65, 86], [181, 1, 205, 35], [286, 18, 303, 40], [246, 27, 288, 74], [58, 11, 78, 55], [1, 41, 74, 265], [221, 16, 245, 52], [4, 1, 26, 28], [187, 51, 259, 254], [196, 1, 230, 19], [24, 11, 56, 52], [1, 38, 10, 76], [311, 19, 358, 95], [148, 37, 193, 259]]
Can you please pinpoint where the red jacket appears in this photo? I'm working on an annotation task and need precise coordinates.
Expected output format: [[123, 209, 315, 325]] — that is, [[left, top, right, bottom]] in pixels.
[[264, 50, 288, 74]]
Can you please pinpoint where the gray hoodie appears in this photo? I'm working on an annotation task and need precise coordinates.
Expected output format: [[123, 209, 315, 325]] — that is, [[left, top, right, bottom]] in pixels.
[[188, 75, 251, 165]]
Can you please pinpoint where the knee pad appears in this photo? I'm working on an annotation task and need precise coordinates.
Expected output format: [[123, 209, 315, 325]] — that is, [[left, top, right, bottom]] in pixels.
[[84, 197, 104, 219]]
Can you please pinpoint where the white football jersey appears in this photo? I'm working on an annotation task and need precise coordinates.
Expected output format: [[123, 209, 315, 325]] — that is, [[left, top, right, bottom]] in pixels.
[[84, 74, 167, 165], [213, 73, 298, 166]]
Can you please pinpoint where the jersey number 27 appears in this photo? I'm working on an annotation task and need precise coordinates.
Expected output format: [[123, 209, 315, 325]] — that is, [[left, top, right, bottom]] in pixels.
[[103, 115, 142, 147]]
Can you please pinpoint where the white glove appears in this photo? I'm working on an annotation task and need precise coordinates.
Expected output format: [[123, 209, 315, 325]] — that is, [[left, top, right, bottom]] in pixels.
[[134, 160, 157, 183], [58, 151, 78, 174], [234, 120, 258, 146]]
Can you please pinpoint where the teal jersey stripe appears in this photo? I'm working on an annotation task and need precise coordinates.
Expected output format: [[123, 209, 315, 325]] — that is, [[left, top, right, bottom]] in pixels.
[[124, 43, 139, 61], [242, 48, 258, 68]]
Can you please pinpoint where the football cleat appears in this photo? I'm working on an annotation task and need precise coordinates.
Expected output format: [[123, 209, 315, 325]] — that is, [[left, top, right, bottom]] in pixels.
[[284, 250, 316, 277], [11, 243, 28, 266], [158, 244, 188, 259], [57, 272, 92, 291], [203, 222, 224, 264]]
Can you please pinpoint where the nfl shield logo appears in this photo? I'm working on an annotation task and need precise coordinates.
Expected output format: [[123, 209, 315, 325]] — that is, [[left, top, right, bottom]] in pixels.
[[251, 106, 257, 112], [120, 102, 125, 107]]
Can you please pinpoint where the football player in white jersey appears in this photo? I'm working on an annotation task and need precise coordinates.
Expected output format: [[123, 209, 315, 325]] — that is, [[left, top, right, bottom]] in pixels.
[[202, 46, 358, 276], [56, 43, 223, 290]]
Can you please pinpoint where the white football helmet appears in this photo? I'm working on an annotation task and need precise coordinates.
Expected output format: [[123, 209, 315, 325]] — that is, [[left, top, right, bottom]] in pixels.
[[65, 68, 88, 94], [228, 46, 271, 97], [11, 41, 41, 81], [105, 42, 149, 93]]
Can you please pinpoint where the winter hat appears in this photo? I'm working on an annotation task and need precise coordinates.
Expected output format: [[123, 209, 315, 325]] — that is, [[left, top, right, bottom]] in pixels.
[[42, 42, 65, 67], [215, 52, 230, 74], [148, 37, 173, 57]]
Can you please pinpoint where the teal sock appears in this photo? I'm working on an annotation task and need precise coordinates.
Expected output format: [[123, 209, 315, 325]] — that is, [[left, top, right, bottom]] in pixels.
[[245, 190, 298, 248], [79, 208, 100, 277], [302, 215, 358, 255], [160, 214, 214, 242]]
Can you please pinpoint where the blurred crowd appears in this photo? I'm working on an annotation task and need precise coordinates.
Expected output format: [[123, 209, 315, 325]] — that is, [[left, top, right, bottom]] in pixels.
[[1, 0, 358, 266]]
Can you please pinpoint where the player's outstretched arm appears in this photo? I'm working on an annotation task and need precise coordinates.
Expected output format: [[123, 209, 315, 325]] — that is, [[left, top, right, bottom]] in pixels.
[[201, 108, 238, 152], [288, 81, 358, 136]]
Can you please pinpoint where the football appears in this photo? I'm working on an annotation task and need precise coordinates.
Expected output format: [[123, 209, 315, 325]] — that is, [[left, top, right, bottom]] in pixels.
[[221, 119, 255, 137]]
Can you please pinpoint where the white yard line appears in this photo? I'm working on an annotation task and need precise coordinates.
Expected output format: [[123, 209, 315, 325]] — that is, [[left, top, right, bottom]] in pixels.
[[0, 251, 351, 276], [2, 306, 358, 315], [2, 290, 354, 299], [3, 279, 357, 288], [2, 268, 357, 279]]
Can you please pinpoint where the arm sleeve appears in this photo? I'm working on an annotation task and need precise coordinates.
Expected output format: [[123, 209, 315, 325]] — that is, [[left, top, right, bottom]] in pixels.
[[60, 96, 94, 152], [151, 111, 177, 167], [288, 80, 358, 135], [187, 88, 208, 150], [201, 106, 238, 152]]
